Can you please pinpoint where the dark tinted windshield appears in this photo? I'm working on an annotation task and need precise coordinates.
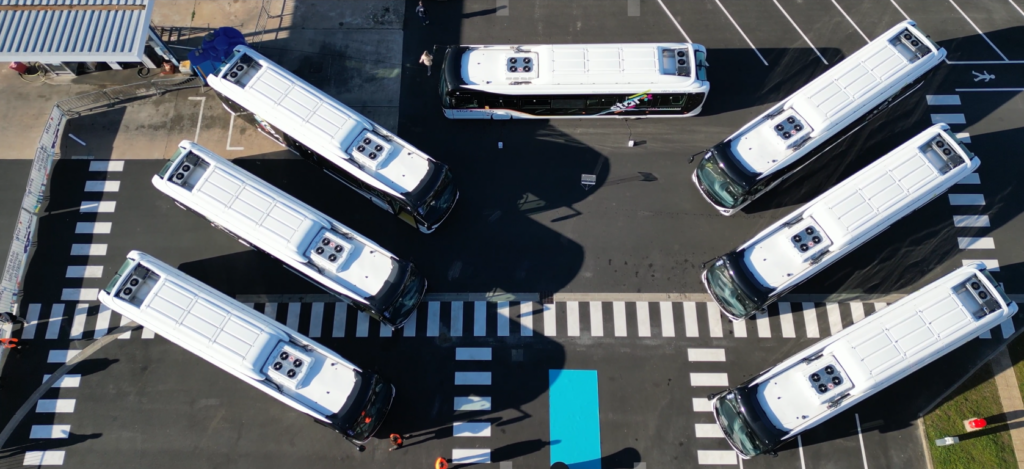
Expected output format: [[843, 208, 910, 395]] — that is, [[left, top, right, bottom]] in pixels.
[[418, 168, 457, 227], [695, 146, 750, 210], [347, 374, 393, 441], [705, 256, 764, 320], [383, 265, 427, 327], [715, 392, 770, 457]]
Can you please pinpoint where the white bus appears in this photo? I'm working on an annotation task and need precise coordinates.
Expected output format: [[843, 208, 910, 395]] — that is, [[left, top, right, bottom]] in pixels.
[[710, 263, 1017, 458], [702, 124, 977, 321], [693, 20, 945, 215], [438, 43, 709, 119], [99, 251, 395, 450], [154, 140, 426, 329], [207, 45, 458, 233]]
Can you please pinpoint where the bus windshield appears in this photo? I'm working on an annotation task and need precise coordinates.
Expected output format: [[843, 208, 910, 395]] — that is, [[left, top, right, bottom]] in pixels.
[[715, 391, 769, 458], [705, 259, 761, 320], [418, 168, 457, 227], [345, 374, 394, 442], [695, 148, 748, 210], [383, 267, 427, 327]]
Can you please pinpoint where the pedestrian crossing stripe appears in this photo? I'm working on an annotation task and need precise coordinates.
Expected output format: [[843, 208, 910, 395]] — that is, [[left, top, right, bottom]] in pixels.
[[15, 300, 1018, 341]]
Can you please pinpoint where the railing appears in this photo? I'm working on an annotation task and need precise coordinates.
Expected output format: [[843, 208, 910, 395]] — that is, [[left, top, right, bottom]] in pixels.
[[56, 76, 204, 118]]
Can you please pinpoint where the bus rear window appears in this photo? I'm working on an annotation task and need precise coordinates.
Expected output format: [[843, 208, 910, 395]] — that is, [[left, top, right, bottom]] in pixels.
[[104, 259, 135, 294], [158, 148, 184, 178]]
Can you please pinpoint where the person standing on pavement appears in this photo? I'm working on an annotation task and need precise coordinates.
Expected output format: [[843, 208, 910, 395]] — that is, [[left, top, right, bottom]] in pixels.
[[416, 1, 429, 25], [419, 51, 434, 76]]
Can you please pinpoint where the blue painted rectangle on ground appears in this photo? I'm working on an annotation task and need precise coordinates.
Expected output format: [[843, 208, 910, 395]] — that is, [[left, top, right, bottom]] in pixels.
[[549, 369, 601, 468]]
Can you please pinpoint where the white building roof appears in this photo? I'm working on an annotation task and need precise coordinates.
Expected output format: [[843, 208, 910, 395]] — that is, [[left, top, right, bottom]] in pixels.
[[0, 0, 153, 62]]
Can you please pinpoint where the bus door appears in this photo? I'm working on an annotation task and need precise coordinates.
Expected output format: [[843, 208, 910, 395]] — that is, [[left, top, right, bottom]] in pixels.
[[485, 97, 517, 119]]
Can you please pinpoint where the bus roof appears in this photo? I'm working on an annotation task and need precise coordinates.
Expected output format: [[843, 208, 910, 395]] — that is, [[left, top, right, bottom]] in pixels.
[[157, 141, 397, 300], [728, 21, 944, 176], [756, 264, 1014, 432], [742, 124, 976, 289], [454, 43, 707, 94], [207, 45, 436, 199]]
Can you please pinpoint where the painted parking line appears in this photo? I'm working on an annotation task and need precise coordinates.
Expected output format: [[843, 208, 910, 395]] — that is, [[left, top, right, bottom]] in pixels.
[[453, 449, 491, 464], [697, 450, 737, 465], [89, 160, 124, 171], [890, 0, 911, 20], [688, 348, 726, 362], [953, 215, 990, 227], [931, 113, 966, 124], [926, 95, 962, 105], [690, 373, 728, 386], [636, 302, 652, 337], [684, 301, 699, 337], [1012, 0, 1024, 18], [949, 194, 985, 205], [589, 301, 604, 337], [455, 372, 492, 385], [75, 222, 111, 234], [693, 398, 714, 412], [660, 301, 676, 337], [707, 303, 724, 338], [65, 265, 103, 278], [947, 0, 1009, 61], [454, 396, 492, 411], [427, 301, 441, 337], [141, 326, 155, 339], [36, 399, 76, 413], [567, 301, 581, 336], [958, 237, 995, 249], [831, 0, 868, 42], [23, 451, 65, 465], [655, 0, 692, 42], [42, 374, 81, 388], [958, 173, 980, 184], [70, 243, 107, 256], [332, 303, 347, 337], [456, 348, 492, 361], [79, 201, 116, 213], [117, 314, 133, 339], [695, 423, 725, 438], [308, 302, 323, 338], [450, 302, 463, 337], [30, 425, 71, 439], [963, 259, 999, 271], [801, 302, 820, 338], [453, 421, 491, 437], [773, 0, 827, 64], [779, 302, 797, 338], [84, 180, 121, 192], [47, 350, 81, 363], [713, 0, 768, 65], [69, 303, 88, 340], [550, 370, 601, 468]]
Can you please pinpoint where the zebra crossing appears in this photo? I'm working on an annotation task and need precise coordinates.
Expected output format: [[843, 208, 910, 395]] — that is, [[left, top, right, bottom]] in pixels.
[[17, 298, 1017, 341]]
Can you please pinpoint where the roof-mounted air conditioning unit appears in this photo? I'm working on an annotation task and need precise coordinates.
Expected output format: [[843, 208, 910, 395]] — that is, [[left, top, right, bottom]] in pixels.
[[309, 230, 353, 269], [786, 220, 832, 263], [806, 358, 853, 402], [505, 51, 539, 81], [349, 130, 391, 170], [118, 265, 152, 302], [661, 48, 691, 76], [771, 113, 812, 150], [922, 135, 965, 174], [170, 152, 202, 188], [265, 342, 314, 389], [890, 29, 930, 62], [954, 276, 1002, 319]]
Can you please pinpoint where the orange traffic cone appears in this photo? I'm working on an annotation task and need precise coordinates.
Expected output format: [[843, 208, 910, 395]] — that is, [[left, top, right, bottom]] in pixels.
[[435, 457, 448, 469]]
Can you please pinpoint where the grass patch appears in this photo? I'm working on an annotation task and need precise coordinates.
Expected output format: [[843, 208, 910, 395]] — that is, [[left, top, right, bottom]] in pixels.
[[924, 362, 1017, 469], [1008, 335, 1024, 411]]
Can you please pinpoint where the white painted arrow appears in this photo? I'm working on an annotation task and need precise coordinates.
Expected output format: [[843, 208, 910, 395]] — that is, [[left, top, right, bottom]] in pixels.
[[972, 70, 995, 82]]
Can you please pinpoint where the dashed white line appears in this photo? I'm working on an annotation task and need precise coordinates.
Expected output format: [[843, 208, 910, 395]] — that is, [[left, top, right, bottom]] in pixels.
[[589, 301, 604, 337], [733, 312, 747, 338], [948, 0, 1009, 61], [332, 303, 347, 337], [23, 451, 65, 465], [456, 348, 492, 361], [756, 310, 771, 338], [628, 0, 640, 17], [850, 301, 866, 323], [695, 423, 725, 438], [613, 301, 628, 337], [75, 222, 111, 234], [874, 302, 888, 315], [520, 301, 534, 336], [47, 350, 80, 363], [452, 449, 491, 464], [567, 301, 581, 336], [70, 243, 107, 256], [855, 413, 869, 469], [826, 302, 843, 335], [454, 396, 491, 411], [707, 303, 724, 338], [379, 320, 393, 338], [963, 259, 999, 271], [927, 95, 962, 105], [69, 303, 88, 340], [713, 0, 768, 66], [659, 301, 676, 337], [141, 326, 155, 339], [263, 303, 277, 321], [455, 372, 491, 385], [453, 421, 491, 437], [779, 302, 797, 338], [85, 180, 121, 192], [544, 303, 557, 337], [688, 348, 726, 362], [831, 0, 869, 42], [474, 301, 487, 337], [30, 425, 71, 439], [959, 237, 995, 249], [773, 0, 828, 64], [42, 374, 81, 387], [953, 215, 990, 227], [286, 302, 300, 331], [690, 373, 728, 387], [403, 311, 417, 337], [94, 305, 111, 338], [450, 301, 463, 337], [88, 160, 124, 172], [22, 303, 41, 339], [949, 194, 985, 205], [655, 0, 692, 43], [66, 265, 103, 278], [497, 301, 510, 336], [636, 301, 652, 337], [958, 173, 980, 184], [355, 310, 370, 337], [692, 398, 714, 412], [931, 113, 966, 124], [36, 399, 76, 413], [308, 302, 323, 338], [79, 201, 116, 213], [684, 301, 699, 337], [697, 450, 737, 465], [802, 302, 821, 338], [798, 435, 808, 469], [427, 301, 440, 337]]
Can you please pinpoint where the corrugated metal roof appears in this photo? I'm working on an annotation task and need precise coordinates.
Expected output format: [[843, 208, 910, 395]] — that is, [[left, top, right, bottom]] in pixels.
[[0, 0, 153, 62]]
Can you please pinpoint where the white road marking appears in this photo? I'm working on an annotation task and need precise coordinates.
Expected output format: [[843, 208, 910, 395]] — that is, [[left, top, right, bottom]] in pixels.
[[118, 313, 132, 339], [30, 425, 71, 439], [75, 222, 111, 234], [71, 243, 107, 256], [948, 0, 1009, 61], [636, 302, 652, 337], [697, 450, 737, 465], [981, 328, 993, 339], [45, 304, 65, 339], [779, 303, 797, 338], [474, 301, 487, 336], [36, 399, 76, 413], [84, 180, 120, 192], [733, 313, 747, 338], [22, 303, 40, 339], [695, 423, 725, 438], [47, 350, 80, 363], [773, 0, 827, 64], [693, 398, 713, 412], [949, 194, 985, 205], [684, 301, 699, 337], [613, 301, 628, 337], [450, 301, 463, 337], [355, 310, 370, 337], [286, 303, 300, 331], [65, 265, 103, 278], [958, 237, 995, 249], [141, 326, 155, 339], [826, 302, 843, 335], [567, 301, 581, 336], [455, 372, 491, 385], [43, 374, 81, 387], [226, 113, 245, 150], [801, 303, 821, 340], [958, 172, 979, 184], [497, 301, 510, 336], [456, 348, 492, 361], [89, 160, 124, 172], [690, 373, 728, 386], [496, 0, 509, 16], [659, 301, 675, 337], [956, 132, 972, 143], [1001, 318, 1015, 338], [707, 303, 724, 338], [889, 0, 911, 20], [629, 0, 641, 17], [453, 421, 491, 437], [956, 87, 1024, 91], [454, 396, 491, 411], [189, 96, 206, 142], [688, 348, 726, 362], [713, 0, 768, 65], [856, 413, 869, 469], [589, 301, 604, 337], [452, 448, 491, 464], [520, 301, 534, 336], [756, 310, 771, 338], [926, 95, 962, 105], [544, 303, 557, 337], [263, 303, 277, 321], [309, 302, 323, 338], [873, 302, 888, 316], [831, 0, 869, 42], [963, 259, 999, 271], [798, 435, 807, 469], [69, 303, 88, 340], [850, 302, 866, 323], [333, 303, 347, 337], [931, 113, 966, 124], [1011, 0, 1024, 19], [655, 0, 692, 42], [380, 317, 393, 338], [427, 301, 441, 337], [23, 451, 65, 465], [403, 311, 418, 337], [94, 305, 111, 338], [953, 215, 990, 227], [79, 201, 116, 212]]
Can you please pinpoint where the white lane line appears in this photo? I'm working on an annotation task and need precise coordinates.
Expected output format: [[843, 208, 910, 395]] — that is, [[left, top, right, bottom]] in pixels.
[[189, 96, 206, 142], [23, 451, 65, 465], [23, 303, 41, 339], [43, 374, 81, 388], [697, 450, 737, 465], [454, 396, 491, 411], [497, 301, 510, 336], [949, 193, 985, 205], [773, 0, 827, 64], [79, 201, 116, 213], [690, 373, 728, 386], [452, 449, 491, 464], [957, 132, 972, 143], [1001, 318, 1015, 338], [263, 303, 277, 321], [927, 95, 962, 105], [226, 113, 245, 150], [118, 313, 132, 339], [69, 303, 88, 340], [613, 301, 628, 337], [688, 348, 726, 362], [66, 265, 103, 278], [450, 301, 463, 337], [89, 160, 124, 172], [474, 301, 487, 337], [71, 243, 107, 256], [628, 0, 640, 16], [756, 310, 771, 338], [659, 301, 676, 337], [286, 302, 300, 331], [75, 222, 111, 234], [713, 0, 768, 65], [856, 414, 869, 469], [427, 301, 440, 337], [850, 301, 866, 323], [948, 0, 1009, 61], [707, 303, 724, 338], [958, 173, 980, 184], [36, 399, 76, 413], [779, 303, 797, 338], [589, 301, 604, 337], [520, 301, 535, 337], [826, 303, 843, 335], [454, 372, 491, 385], [543, 303, 557, 337], [404, 311, 419, 337], [953, 215, 990, 227], [831, 0, 869, 42], [636, 302, 652, 337], [799, 435, 808, 469], [958, 237, 995, 249], [45, 304, 65, 339], [931, 113, 966, 124], [802, 302, 821, 338], [355, 310, 370, 337], [655, 0, 692, 43], [308, 302, 323, 338], [47, 350, 80, 363], [695, 423, 725, 438], [30, 425, 71, 439], [456, 348, 492, 360], [733, 312, 747, 338], [453, 421, 491, 437], [61, 288, 98, 302], [693, 398, 714, 412], [890, 0, 911, 20], [963, 259, 1000, 271], [1011, 0, 1024, 19], [567, 301, 581, 336], [333, 303, 347, 337], [85, 180, 121, 192], [94, 305, 111, 338], [684, 301, 699, 337]]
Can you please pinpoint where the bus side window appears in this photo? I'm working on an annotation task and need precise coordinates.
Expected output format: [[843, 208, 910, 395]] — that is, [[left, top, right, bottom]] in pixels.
[[682, 93, 706, 113], [550, 98, 586, 115], [452, 94, 481, 109], [521, 98, 552, 109], [485, 97, 519, 109], [284, 134, 321, 167], [657, 95, 687, 107], [586, 97, 618, 108], [695, 51, 708, 81]]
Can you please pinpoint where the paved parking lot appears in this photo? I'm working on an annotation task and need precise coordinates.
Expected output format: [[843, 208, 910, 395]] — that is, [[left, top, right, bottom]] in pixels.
[[3, 0, 1024, 467]]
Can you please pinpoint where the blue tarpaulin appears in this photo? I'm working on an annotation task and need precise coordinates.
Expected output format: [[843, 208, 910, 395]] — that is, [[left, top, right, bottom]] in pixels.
[[187, 27, 247, 80]]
